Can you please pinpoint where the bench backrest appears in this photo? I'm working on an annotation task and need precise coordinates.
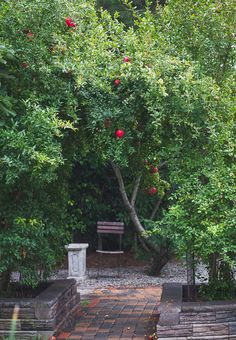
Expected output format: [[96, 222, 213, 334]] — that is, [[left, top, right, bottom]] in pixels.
[[97, 221, 124, 234]]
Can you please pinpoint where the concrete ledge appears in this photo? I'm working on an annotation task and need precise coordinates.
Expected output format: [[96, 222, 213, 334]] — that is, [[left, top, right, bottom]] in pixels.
[[0, 279, 80, 339], [158, 283, 182, 326], [157, 336, 236, 340], [157, 283, 236, 339], [182, 300, 236, 312]]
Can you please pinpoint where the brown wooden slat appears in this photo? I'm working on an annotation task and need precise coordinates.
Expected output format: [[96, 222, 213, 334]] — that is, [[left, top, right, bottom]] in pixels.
[[97, 221, 124, 226], [97, 221, 124, 234], [97, 227, 124, 232], [97, 229, 124, 234], [97, 226, 124, 230], [96, 250, 124, 254], [97, 226, 124, 231]]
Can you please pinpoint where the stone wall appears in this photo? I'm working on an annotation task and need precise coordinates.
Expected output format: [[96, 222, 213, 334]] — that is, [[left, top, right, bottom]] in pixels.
[[0, 279, 79, 339], [157, 283, 236, 339]]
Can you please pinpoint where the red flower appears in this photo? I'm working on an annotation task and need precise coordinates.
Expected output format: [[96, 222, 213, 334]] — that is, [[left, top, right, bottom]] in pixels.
[[65, 17, 76, 27], [21, 63, 29, 69], [150, 165, 158, 174], [123, 56, 130, 62], [115, 129, 124, 139], [148, 187, 157, 195], [26, 32, 34, 40], [114, 79, 121, 86]]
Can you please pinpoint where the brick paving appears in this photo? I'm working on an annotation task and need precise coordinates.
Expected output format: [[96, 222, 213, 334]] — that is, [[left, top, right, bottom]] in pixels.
[[57, 287, 162, 340]]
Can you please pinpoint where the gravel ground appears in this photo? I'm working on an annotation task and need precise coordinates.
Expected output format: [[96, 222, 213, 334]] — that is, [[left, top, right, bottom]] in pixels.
[[11, 259, 208, 296], [49, 259, 209, 295]]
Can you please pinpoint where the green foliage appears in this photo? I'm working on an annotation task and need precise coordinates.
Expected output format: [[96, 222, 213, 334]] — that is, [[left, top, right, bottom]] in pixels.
[[0, 0, 80, 288], [0, 43, 16, 118], [200, 275, 236, 301], [0, 103, 64, 184], [0, 0, 235, 296], [152, 0, 236, 294], [160, 0, 235, 81], [0, 218, 58, 287]]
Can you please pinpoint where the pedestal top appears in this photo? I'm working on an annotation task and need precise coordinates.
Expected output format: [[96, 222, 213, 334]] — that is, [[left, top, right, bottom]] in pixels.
[[65, 243, 89, 251]]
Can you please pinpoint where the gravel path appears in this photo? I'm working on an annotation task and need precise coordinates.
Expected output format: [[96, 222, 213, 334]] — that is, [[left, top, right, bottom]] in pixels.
[[50, 259, 208, 295]]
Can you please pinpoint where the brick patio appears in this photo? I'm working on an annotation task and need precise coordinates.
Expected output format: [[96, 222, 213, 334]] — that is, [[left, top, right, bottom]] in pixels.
[[57, 287, 162, 340]]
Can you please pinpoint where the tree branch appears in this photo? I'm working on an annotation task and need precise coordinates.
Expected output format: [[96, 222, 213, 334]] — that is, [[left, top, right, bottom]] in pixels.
[[150, 197, 163, 220], [111, 161, 161, 253], [131, 174, 142, 207], [158, 160, 167, 169], [138, 234, 151, 253], [110, 161, 132, 212]]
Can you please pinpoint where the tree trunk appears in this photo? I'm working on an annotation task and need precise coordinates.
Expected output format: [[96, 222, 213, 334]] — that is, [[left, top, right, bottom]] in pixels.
[[219, 261, 234, 282], [111, 161, 172, 275], [0, 269, 11, 293], [208, 252, 219, 281], [186, 249, 196, 301], [149, 243, 172, 275]]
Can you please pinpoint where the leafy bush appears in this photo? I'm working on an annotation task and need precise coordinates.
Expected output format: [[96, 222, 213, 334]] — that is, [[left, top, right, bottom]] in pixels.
[[0, 0, 79, 290], [0, 0, 235, 296]]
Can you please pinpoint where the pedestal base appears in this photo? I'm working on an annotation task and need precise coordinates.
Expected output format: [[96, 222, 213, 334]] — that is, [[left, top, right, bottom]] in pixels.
[[67, 275, 88, 282], [65, 243, 89, 281]]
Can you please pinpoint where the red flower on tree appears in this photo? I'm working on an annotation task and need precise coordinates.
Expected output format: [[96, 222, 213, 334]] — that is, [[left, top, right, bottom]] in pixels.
[[115, 129, 124, 139], [123, 56, 130, 62], [150, 165, 158, 174], [26, 32, 34, 41], [114, 79, 121, 86], [65, 17, 76, 28], [148, 187, 157, 195], [21, 62, 29, 69]]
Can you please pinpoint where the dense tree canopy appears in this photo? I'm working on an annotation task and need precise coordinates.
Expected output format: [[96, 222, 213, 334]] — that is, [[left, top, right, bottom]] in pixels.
[[0, 0, 235, 295]]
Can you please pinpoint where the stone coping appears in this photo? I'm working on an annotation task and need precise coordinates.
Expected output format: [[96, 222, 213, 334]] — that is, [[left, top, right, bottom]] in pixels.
[[182, 299, 236, 312], [66, 243, 89, 250], [157, 283, 236, 339], [0, 279, 75, 306], [159, 283, 236, 325], [0, 279, 79, 339], [158, 283, 182, 326]]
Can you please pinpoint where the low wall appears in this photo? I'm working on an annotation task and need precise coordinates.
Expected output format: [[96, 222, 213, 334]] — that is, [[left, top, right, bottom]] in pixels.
[[157, 283, 236, 339], [0, 279, 79, 339]]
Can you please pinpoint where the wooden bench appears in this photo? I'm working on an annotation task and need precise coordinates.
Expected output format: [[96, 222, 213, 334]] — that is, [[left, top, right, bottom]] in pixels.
[[96, 221, 124, 277]]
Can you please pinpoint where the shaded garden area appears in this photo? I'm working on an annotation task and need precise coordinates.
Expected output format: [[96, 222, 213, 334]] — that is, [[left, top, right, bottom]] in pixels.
[[0, 0, 235, 316]]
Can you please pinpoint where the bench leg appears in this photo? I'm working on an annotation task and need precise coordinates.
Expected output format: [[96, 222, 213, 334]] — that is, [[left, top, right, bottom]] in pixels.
[[96, 257, 99, 279], [97, 253, 102, 279], [117, 253, 121, 278]]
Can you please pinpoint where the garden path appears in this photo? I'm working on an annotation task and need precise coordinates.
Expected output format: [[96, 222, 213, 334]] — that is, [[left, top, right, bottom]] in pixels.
[[57, 286, 161, 340], [54, 252, 208, 339]]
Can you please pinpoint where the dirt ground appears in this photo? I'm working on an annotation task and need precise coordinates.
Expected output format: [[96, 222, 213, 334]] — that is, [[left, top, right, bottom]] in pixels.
[[86, 250, 149, 268]]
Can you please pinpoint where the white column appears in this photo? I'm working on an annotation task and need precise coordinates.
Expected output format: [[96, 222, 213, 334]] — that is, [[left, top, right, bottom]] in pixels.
[[65, 243, 89, 281]]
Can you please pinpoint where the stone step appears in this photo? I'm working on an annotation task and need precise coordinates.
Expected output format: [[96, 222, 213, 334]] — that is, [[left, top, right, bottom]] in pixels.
[[0, 319, 21, 331], [0, 307, 35, 319], [0, 329, 52, 339], [180, 311, 236, 324], [158, 336, 236, 340], [180, 311, 216, 324], [157, 322, 236, 339], [193, 322, 229, 337]]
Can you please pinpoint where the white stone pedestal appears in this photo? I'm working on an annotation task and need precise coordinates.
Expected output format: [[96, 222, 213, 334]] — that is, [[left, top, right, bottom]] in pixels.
[[65, 243, 89, 281]]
